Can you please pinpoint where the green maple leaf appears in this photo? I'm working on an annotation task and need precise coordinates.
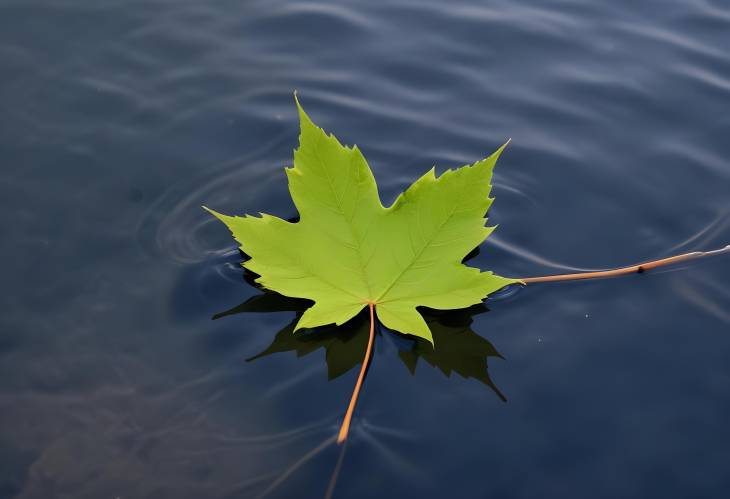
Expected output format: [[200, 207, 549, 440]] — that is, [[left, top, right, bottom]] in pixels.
[[205, 97, 519, 344]]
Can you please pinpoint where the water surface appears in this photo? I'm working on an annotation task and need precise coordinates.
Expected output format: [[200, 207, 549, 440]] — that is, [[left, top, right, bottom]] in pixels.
[[1, 0, 730, 498]]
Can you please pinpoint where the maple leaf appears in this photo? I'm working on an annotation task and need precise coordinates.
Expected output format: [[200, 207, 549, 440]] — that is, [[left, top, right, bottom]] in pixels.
[[205, 97, 518, 344]]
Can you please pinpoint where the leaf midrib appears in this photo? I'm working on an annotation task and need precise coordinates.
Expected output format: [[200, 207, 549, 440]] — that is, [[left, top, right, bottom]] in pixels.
[[311, 134, 374, 300]]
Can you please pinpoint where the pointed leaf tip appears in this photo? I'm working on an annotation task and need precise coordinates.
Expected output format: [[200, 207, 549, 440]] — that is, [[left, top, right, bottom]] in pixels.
[[494, 139, 511, 157], [202, 205, 224, 219], [294, 92, 312, 124]]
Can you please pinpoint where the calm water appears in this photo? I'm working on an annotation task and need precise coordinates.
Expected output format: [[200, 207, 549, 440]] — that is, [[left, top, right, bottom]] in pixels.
[[2, 0, 730, 498]]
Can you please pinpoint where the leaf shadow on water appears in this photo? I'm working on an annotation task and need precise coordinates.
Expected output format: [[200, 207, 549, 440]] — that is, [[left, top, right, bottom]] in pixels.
[[213, 269, 507, 402], [214, 293, 508, 498]]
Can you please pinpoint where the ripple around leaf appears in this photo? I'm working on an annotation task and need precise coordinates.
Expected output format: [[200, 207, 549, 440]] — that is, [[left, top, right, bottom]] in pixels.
[[135, 130, 291, 264]]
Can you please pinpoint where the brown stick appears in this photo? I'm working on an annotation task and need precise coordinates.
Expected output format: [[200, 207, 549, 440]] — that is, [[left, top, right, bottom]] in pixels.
[[337, 302, 376, 444], [520, 244, 729, 284]]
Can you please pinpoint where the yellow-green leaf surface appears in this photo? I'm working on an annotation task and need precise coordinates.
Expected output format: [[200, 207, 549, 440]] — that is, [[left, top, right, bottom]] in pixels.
[[205, 98, 519, 344]]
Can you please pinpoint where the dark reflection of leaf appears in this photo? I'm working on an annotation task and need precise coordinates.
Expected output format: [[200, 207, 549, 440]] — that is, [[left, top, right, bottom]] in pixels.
[[248, 316, 371, 381], [400, 306, 506, 401], [215, 294, 370, 380], [214, 291, 507, 400], [213, 292, 310, 317]]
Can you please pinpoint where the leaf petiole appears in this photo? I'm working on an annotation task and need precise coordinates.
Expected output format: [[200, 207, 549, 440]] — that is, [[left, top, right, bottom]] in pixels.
[[337, 302, 376, 444]]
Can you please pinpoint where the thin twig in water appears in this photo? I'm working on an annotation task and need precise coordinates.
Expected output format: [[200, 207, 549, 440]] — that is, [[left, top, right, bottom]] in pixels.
[[520, 244, 730, 284]]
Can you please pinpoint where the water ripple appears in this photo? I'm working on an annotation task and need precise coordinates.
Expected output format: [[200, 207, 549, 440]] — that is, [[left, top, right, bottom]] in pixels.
[[136, 131, 290, 264]]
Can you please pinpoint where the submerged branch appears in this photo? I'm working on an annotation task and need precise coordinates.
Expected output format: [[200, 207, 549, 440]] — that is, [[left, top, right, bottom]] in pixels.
[[520, 244, 730, 284], [337, 302, 376, 444]]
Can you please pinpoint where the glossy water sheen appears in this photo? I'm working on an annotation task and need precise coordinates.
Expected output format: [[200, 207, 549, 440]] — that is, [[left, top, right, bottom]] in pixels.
[[1, 1, 729, 498]]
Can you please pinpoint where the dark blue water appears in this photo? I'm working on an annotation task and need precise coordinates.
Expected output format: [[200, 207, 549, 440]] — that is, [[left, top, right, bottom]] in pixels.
[[2, 1, 729, 498]]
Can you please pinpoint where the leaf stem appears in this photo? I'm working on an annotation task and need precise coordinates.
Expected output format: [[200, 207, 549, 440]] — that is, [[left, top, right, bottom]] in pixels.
[[520, 244, 729, 284], [337, 302, 376, 444]]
